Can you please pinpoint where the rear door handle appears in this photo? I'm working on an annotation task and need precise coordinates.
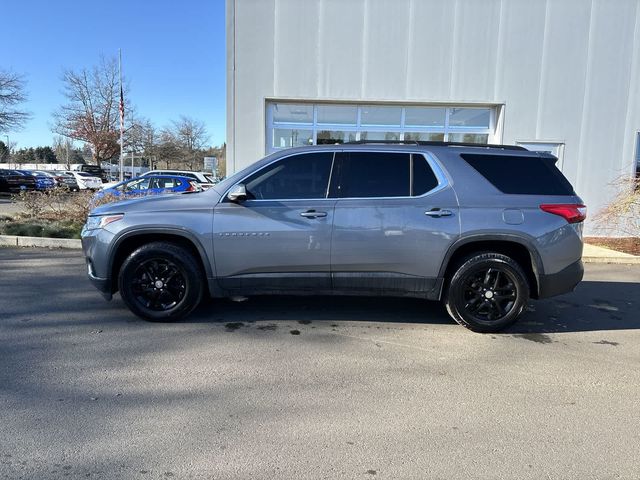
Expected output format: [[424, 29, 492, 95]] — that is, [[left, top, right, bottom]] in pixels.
[[425, 209, 453, 218], [300, 210, 328, 218]]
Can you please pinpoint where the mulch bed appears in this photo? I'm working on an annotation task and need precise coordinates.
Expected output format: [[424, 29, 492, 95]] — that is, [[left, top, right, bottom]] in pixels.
[[584, 237, 640, 256]]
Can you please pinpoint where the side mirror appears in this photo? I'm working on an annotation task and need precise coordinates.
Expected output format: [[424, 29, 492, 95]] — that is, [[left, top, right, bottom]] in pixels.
[[227, 183, 248, 202]]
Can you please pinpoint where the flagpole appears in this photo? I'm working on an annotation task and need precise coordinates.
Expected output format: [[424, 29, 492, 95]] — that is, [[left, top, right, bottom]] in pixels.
[[119, 49, 124, 182]]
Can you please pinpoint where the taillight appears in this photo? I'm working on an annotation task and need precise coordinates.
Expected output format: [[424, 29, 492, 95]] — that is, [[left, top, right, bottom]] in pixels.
[[185, 181, 197, 192], [540, 204, 587, 224]]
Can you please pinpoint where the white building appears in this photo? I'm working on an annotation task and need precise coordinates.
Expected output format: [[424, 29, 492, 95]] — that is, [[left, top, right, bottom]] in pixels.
[[226, 0, 640, 233]]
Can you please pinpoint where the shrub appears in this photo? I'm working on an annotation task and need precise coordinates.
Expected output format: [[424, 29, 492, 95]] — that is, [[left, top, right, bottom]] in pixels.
[[594, 176, 640, 237]]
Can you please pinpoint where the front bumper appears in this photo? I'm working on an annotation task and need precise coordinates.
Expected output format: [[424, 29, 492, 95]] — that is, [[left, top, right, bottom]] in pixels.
[[538, 259, 584, 299], [81, 227, 116, 301]]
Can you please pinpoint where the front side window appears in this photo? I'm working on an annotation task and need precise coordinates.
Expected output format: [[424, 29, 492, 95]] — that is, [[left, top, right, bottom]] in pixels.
[[243, 152, 334, 200]]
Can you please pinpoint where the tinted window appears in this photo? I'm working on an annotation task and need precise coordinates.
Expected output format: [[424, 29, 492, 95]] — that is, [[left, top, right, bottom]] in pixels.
[[244, 152, 334, 200], [461, 154, 575, 195], [339, 152, 410, 198], [412, 154, 439, 195]]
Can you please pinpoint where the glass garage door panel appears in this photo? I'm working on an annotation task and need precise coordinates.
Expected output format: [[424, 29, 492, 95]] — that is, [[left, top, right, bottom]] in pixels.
[[317, 105, 357, 125], [317, 130, 357, 144], [405, 107, 446, 127], [272, 104, 313, 124], [448, 108, 491, 128], [272, 128, 313, 148], [266, 103, 495, 153]]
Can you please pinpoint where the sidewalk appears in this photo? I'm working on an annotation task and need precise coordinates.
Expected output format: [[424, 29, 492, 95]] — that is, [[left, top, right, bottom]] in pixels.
[[583, 243, 640, 264]]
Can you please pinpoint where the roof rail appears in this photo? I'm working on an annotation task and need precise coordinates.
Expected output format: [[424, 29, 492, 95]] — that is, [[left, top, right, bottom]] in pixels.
[[343, 140, 527, 151]]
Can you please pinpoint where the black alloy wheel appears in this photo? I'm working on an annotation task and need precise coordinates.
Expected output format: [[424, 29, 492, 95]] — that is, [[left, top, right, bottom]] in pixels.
[[445, 252, 529, 333], [131, 258, 187, 311]]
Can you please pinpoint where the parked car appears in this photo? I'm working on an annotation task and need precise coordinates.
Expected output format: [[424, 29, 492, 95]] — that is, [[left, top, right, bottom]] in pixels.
[[75, 164, 107, 182], [95, 175, 202, 200], [65, 171, 102, 190], [39, 171, 80, 191], [82, 141, 586, 332], [0, 169, 36, 193], [140, 170, 216, 189], [16, 170, 56, 191]]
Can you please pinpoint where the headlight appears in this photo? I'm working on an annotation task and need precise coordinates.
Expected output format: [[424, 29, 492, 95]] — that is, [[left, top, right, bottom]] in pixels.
[[84, 214, 124, 231]]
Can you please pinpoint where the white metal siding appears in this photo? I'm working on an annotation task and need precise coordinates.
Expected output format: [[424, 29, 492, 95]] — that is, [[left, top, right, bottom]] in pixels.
[[227, 0, 640, 234]]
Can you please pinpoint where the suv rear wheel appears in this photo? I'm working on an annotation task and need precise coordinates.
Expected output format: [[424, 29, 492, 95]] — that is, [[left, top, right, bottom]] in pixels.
[[445, 252, 529, 333], [118, 242, 204, 321]]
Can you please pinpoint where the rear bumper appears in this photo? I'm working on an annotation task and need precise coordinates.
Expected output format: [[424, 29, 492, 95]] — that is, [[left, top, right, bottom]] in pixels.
[[538, 259, 584, 299]]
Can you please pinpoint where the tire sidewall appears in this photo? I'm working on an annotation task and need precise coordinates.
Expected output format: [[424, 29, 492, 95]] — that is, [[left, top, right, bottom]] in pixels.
[[118, 243, 203, 322]]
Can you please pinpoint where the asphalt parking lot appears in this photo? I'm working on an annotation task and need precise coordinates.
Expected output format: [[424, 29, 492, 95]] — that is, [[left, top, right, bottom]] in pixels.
[[1, 247, 639, 479]]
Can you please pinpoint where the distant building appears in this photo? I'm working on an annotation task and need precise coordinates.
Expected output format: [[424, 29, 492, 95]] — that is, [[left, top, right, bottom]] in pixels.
[[227, 0, 640, 234]]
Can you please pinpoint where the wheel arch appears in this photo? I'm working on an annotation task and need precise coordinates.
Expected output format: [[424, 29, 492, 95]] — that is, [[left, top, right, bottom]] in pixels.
[[439, 235, 543, 299], [107, 228, 213, 295]]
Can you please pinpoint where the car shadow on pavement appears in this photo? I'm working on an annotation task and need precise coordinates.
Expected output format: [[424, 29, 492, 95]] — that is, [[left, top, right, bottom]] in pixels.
[[506, 280, 640, 334], [185, 280, 640, 335], [187, 295, 455, 327]]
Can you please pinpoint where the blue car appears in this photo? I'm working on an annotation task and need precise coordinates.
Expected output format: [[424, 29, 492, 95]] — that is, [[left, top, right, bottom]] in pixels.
[[16, 170, 56, 190], [96, 175, 201, 200]]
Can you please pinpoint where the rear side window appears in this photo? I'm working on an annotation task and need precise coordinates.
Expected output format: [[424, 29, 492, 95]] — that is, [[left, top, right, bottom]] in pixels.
[[461, 154, 575, 195], [412, 154, 439, 195], [336, 152, 440, 198], [338, 152, 410, 198], [244, 152, 334, 200]]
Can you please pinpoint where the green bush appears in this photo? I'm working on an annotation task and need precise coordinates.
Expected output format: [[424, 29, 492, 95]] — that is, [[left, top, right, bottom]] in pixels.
[[0, 220, 83, 239]]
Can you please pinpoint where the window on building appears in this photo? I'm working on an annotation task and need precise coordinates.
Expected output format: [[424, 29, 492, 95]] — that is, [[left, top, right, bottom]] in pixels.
[[243, 152, 334, 200], [515, 141, 565, 169], [266, 102, 496, 153], [273, 128, 313, 148]]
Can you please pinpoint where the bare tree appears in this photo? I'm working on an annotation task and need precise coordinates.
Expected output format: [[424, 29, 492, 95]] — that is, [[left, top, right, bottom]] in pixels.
[[163, 116, 209, 170], [52, 56, 126, 166], [53, 136, 74, 169], [0, 70, 30, 132], [594, 175, 640, 237]]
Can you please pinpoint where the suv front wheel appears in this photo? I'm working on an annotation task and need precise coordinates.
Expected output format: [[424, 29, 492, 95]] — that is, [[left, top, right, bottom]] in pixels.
[[445, 252, 529, 333], [118, 242, 204, 321]]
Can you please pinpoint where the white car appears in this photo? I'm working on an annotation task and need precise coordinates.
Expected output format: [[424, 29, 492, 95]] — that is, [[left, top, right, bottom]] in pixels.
[[140, 170, 217, 189], [65, 171, 103, 190]]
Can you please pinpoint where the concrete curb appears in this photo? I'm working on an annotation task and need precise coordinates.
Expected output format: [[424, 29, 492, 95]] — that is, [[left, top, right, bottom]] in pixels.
[[0, 234, 82, 249], [582, 256, 640, 265]]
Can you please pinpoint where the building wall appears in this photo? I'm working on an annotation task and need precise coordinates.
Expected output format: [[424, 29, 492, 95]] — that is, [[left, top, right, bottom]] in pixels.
[[227, 0, 640, 233]]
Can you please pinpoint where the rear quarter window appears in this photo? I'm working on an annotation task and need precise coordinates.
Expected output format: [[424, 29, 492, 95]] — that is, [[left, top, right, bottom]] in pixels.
[[461, 153, 575, 195]]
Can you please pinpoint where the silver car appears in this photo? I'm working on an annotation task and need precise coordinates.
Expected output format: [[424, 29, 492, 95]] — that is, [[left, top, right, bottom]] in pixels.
[[81, 142, 585, 332]]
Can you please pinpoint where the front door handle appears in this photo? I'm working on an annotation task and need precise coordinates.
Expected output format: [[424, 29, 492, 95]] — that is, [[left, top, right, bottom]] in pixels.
[[300, 210, 328, 219], [425, 209, 453, 218]]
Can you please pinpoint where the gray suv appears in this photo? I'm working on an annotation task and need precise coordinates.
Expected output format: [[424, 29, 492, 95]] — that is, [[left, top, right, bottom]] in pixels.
[[81, 142, 585, 332]]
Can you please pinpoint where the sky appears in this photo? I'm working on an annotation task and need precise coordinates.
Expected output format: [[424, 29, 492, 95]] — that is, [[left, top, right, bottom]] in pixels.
[[1, 0, 226, 150]]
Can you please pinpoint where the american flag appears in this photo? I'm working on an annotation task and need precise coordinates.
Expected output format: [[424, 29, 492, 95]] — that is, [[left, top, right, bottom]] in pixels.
[[119, 84, 125, 127]]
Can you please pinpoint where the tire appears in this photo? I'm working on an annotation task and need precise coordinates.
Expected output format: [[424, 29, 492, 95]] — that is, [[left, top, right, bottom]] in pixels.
[[118, 242, 204, 322], [444, 252, 529, 333]]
